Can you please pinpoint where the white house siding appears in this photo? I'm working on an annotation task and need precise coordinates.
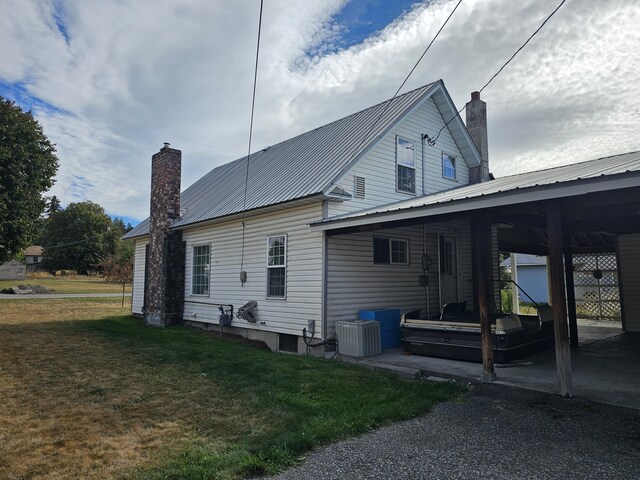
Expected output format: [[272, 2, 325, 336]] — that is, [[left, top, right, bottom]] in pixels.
[[132, 239, 148, 315], [617, 234, 640, 332], [181, 203, 324, 338], [328, 97, 469, 218], [325, 220, 474, 336]]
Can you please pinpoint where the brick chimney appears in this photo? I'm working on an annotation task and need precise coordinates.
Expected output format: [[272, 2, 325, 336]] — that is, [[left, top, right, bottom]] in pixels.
[[143, 143, 186, 327], [466, 91, 490, 183]]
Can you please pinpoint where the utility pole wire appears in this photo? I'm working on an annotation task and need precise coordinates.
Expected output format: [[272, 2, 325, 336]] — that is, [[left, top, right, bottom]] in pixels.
[[326, 0, 463, 190], [239, 0, 264, 284], [425, 0, 568, 146]]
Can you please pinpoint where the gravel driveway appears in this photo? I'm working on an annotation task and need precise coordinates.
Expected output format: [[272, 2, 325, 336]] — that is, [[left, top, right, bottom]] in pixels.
[[261, 384, 640, 480]]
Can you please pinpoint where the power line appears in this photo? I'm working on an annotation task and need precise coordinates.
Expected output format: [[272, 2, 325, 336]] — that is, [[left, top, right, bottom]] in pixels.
[[327, 0, 463, 189], [239, 0, 264, 284], [424, 0, 567, 146]]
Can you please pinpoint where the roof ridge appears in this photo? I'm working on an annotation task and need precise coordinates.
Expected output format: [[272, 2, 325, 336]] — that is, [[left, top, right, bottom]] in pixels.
[[181, 81, 440, 201], [203, 81, 439, 171], [497, 150, 640, 180]]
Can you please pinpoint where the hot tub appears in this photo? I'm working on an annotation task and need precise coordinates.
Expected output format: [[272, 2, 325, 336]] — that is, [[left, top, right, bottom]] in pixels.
[[401, 305, 555, 364]]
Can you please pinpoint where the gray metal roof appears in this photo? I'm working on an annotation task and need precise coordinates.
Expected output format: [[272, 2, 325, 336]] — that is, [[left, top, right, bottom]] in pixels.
[[125, 80, 455, 239], [501, 254, 547, 267], [313, 151, 640, 229]]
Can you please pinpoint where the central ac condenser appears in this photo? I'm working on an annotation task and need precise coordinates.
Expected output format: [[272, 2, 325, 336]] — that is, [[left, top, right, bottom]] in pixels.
[[336, 320, 381, 357]]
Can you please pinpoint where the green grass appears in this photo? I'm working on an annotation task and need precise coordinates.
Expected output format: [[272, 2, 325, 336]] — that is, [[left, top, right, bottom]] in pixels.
[[0, 275, 131, 294], [92, 318, 465, 478], [0, 302, 465, 479]]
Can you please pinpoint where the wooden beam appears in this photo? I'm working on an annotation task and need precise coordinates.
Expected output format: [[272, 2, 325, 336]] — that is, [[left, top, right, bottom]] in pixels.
[[547, 209, 573, 397], [471, 218, 496, 381], [563, 233, 579, 349]]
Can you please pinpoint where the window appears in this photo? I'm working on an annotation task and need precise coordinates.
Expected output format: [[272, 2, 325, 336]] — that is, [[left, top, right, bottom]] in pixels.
[[442, 153, 456, 180], [396, 137, 416, 193], [191, 245, 210, 295], [373, 237, 409, 265], [267, 235, 286, 298]]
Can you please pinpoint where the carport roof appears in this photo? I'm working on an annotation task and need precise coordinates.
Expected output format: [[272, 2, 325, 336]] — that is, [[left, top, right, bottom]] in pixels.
[[312, 151, 640, 230]]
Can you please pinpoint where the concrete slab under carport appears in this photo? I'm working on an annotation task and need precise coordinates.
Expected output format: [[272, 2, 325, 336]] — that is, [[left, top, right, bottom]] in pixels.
[[341, 323, 640, 411]]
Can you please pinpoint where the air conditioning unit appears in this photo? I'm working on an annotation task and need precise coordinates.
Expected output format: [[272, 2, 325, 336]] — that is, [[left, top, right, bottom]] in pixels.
[[336, 320, 381, 357]]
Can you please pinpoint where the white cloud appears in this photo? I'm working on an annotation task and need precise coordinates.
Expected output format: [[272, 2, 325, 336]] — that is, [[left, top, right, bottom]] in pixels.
[[1, 0, 638, 220]]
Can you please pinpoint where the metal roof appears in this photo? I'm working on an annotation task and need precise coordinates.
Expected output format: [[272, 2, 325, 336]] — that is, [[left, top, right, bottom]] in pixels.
[[313, 151, 640, 229], [500, 254, 547, 267], [125, 80, 456, 239]]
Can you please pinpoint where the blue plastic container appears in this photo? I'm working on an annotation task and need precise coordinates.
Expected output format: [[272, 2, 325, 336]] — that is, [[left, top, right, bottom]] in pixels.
[[358, 309, 402, 349]]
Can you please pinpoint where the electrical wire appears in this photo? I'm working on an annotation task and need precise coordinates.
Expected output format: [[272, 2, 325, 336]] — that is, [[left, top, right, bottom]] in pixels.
[[326, 0, 463, 191], [239, 0, 264, 284], [40, 232, 107, 250], [424, 0, 568, 146]]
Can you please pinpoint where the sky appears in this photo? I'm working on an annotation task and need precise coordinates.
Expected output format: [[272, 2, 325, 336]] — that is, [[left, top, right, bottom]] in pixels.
[[1, 0, 639, 225]]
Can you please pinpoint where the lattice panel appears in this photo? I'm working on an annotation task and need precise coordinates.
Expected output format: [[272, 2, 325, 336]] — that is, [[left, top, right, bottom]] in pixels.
[[573, 253, 620, 321]]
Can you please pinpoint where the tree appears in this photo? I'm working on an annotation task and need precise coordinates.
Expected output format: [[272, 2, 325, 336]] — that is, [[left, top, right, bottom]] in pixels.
[[46, 195, 62, 216], [98, 241, 134, 306], [42, 201, 121, 273], [0, 97, 59, 262]]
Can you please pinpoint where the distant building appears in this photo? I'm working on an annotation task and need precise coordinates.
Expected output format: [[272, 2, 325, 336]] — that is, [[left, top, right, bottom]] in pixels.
[[501, 254, 548, 303], [0, 259, 26, 281], [23, 246, 44, 272]]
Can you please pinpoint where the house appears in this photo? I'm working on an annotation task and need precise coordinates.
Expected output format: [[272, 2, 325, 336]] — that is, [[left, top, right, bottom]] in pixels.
[[23, 245, 44, 273], [124, 80, 489, 352], [125, 78, 640, 397], [501, 254, 549, 304]]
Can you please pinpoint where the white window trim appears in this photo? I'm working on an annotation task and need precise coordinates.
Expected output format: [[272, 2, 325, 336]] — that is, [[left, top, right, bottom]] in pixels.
[[190, 243, 211, 296], [266, 234, 287, 299], [373, 236, 410, 265], [396, 136, 417, 195], [442, 151, 458, 181]]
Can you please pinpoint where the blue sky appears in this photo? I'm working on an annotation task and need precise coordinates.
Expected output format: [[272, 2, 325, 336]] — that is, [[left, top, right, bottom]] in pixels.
[[1, 0, 639, 225]]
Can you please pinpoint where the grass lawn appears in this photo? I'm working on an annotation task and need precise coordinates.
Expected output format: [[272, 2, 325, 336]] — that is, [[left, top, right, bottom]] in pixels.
[[0, 298, 465, 479], [0, 274, 131, 294]]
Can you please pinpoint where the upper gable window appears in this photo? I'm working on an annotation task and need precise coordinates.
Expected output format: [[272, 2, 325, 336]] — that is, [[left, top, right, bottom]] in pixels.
[[442, 153, 457, 180], [396, 137, 416, 194]]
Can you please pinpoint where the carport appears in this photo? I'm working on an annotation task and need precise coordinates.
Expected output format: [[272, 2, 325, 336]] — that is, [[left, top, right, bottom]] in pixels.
[[314, 151, 640, 398]]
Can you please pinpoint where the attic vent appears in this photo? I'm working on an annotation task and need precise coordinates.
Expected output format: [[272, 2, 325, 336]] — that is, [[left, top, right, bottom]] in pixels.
[[354, 176, 365, 199]]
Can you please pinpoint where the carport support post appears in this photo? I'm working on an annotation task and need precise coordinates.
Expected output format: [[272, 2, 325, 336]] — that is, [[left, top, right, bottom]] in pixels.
[[471, 218, 496, 381], [563, 234, 579, 348], [547, 209, 573, 397]]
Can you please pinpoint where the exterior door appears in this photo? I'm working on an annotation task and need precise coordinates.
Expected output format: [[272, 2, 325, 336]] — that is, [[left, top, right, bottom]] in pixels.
[[439, 235, 461, 307]]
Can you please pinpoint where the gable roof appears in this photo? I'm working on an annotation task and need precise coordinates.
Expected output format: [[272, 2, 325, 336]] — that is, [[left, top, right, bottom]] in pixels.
[[23, 246, 43, 256], [124, 80, 480, 239], [312, 151, 640, 229]]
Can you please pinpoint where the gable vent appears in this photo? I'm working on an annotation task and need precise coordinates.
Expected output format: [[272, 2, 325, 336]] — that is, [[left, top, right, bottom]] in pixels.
[[354, 176, 365, 199]]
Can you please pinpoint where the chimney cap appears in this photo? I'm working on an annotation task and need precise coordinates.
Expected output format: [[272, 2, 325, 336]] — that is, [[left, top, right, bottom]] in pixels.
[[471, 91, 481, 101], [163, 142, 170, 148]]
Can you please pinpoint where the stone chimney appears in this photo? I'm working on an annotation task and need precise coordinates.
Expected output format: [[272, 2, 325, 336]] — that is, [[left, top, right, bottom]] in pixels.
[[143, 143, 186, 327], [466, 91, 490, 183]]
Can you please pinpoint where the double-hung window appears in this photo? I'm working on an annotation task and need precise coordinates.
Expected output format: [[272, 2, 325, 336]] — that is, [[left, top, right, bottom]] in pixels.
[[267, 235, 287, 298], [442, 153, 457, 180], [191, 244, 210, 295], [396, 137, 416, 193], [373, 237, 409, 265]]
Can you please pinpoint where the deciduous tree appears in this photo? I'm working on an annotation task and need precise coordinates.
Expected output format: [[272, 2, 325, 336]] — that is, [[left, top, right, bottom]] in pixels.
[[42, 201, 122, 273], [0, 97, 58, 262]]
